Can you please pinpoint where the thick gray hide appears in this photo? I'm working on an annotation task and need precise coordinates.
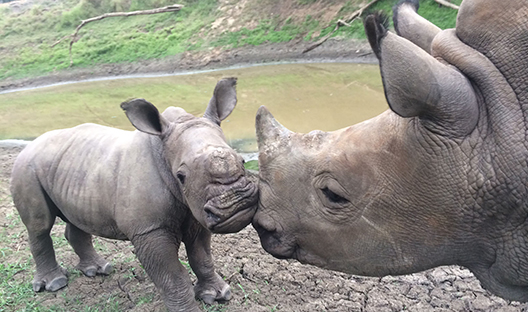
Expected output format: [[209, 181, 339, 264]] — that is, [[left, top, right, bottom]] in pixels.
[[253, 0, 528, 303], [10, 78, 258, 312]]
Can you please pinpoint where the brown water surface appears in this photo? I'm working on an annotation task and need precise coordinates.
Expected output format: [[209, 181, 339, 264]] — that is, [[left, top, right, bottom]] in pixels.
[[0, 63, 387, 152]]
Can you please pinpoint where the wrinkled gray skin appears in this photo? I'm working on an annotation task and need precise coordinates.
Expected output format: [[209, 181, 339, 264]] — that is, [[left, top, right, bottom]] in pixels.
[[253, 0, 528, 302], [10, 78, 258, 312]]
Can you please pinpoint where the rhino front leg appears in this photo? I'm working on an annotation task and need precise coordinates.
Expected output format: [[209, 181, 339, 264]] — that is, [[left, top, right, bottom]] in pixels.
[[131, 230, 200, 312], [64, 223, 112, 277], [184, 225, 231, 305]]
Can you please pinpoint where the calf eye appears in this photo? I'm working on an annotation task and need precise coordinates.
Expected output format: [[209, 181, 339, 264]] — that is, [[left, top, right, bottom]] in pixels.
[[321, 187, 349, 204], [176, 172, 186, 184]]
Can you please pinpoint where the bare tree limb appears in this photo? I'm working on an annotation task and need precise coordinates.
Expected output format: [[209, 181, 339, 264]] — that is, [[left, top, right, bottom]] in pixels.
[[433, 0, 459, 10], [50, 35, 71, 48], [57, 4, 183, 67], [303, 0, 380, 53]]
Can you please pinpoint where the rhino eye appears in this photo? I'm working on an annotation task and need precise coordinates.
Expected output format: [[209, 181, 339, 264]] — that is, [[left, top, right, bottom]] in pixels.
[[321, 187, 349, 204], [176, 172, 186, 184]]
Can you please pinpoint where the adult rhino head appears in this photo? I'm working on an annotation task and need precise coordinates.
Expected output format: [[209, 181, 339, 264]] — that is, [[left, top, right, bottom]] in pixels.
[[253, 0, 528, 302], [122, 77, 257, 233]]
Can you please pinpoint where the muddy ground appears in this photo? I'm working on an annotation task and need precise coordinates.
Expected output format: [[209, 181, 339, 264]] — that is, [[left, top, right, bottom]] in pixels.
[[1, 144, 528, 312]]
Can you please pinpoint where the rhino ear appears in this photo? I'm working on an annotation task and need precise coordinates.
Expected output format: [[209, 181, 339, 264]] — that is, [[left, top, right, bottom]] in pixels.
[[121, 98, 168, 136], [365, 12, 479, 137], [364, 12, 389, 59], [256, 106, 292, 158], [392, 0, 441, 53], [204, 77, 237, 125]]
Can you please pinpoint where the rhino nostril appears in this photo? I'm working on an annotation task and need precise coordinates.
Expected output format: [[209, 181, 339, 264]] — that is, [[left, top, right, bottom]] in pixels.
[[253, 216, 277, 234], [205, 208, 221, 223], [176, 172, 186, 184]]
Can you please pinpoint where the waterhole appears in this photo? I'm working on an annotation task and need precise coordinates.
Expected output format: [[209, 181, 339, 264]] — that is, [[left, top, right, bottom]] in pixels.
[[0, 63, 387, 152]]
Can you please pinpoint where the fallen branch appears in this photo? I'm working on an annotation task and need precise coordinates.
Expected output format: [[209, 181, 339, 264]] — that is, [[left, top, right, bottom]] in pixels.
[[58, 4, 183, 67], [50, 34, 71, 48], [303, 0, 379, 53], [433, 0, 459, 10]]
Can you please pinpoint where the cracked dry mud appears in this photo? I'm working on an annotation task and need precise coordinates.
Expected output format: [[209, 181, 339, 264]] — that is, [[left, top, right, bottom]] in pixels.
[[1, 145, 527, 311]]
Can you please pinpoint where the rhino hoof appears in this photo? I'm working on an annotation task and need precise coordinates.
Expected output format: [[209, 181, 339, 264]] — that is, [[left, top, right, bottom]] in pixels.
[[78, 261, 112, 277], [32, 281, 45, 292], [33, 267, 69, 292], [219, 284, 232, 302], [196, 283, 232, 304], [45, 275, 68, 292], [199, 291, 217, 305], [84, 266, 97, 277], [100, 263, 113, 275]]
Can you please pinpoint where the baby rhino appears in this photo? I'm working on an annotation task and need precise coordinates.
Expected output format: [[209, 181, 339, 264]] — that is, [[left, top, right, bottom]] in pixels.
[[10, 78, 258, 312]]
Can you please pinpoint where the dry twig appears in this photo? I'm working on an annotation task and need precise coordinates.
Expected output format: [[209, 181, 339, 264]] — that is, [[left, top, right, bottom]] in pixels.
[[433, 0, 460, 10], [52, 4, 183, 67], [303, 0, 380, 53]]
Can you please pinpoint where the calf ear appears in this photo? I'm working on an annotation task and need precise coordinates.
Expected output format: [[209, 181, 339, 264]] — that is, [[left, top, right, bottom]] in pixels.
[[392, 0, 441, 53], [204, 77, 237, 125], [121, 99, 168, 136], [365, 12, 479, 137]]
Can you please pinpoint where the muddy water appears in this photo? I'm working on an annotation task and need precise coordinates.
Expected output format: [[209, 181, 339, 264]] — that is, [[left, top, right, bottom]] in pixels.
[[0, 63, 387, 152]]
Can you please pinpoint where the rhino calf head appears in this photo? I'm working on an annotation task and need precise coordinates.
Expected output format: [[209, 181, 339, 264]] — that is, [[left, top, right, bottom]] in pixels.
[[253, 0, 528, 302], [122, 78, 257, 233]]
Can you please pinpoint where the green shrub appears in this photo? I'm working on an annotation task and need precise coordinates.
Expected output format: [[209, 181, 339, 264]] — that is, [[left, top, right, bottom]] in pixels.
[[59, 0, 98, 28], [0, 0, 461, 81]]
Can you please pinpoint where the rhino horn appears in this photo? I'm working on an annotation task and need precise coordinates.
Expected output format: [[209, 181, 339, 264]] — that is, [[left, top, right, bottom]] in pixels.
[[392, 0, 441, 53], [256, 106, 292, 158], [204, 77, 238, 125], [364, 12, 479, 137]]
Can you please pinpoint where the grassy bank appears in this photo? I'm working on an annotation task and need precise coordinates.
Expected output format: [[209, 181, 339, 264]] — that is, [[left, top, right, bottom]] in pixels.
[[0, 0, 461, 81]]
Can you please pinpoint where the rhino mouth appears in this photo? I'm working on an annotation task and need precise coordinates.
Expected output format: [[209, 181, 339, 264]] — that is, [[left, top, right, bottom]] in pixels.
[[256, 230, 297, 259], [253, 218, 297, 259], [204, 178, 258, 233]]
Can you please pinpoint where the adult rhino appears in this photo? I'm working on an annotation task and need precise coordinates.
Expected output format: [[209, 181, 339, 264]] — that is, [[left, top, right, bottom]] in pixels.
[[252, 0, 528, 302], [10, 78, 258, 312]]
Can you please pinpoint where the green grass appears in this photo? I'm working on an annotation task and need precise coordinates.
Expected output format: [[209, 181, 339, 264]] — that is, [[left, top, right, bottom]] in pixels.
[[244, 160, 259, 171], [0, 0, 461, 82], [0, 0, 217, 80], [0, 209, 25, 258], [0, 259, 38, 311], [212, 15, 320, 48]]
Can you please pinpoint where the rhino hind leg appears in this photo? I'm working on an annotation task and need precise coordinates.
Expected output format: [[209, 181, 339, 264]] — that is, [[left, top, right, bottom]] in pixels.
[[64, 223, 113, 277], [184, 225, 231, 304], [29, 230, 69, 292], [11, 171, 69, 292]]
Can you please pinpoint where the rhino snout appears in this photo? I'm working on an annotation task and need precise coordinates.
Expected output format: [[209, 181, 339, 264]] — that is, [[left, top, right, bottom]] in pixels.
[[203, 176, 258, 233], [252, 213, 296, 260]]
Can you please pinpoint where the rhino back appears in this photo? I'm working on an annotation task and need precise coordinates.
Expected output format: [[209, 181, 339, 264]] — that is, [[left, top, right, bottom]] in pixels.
[[12, 123, 175, 239]]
